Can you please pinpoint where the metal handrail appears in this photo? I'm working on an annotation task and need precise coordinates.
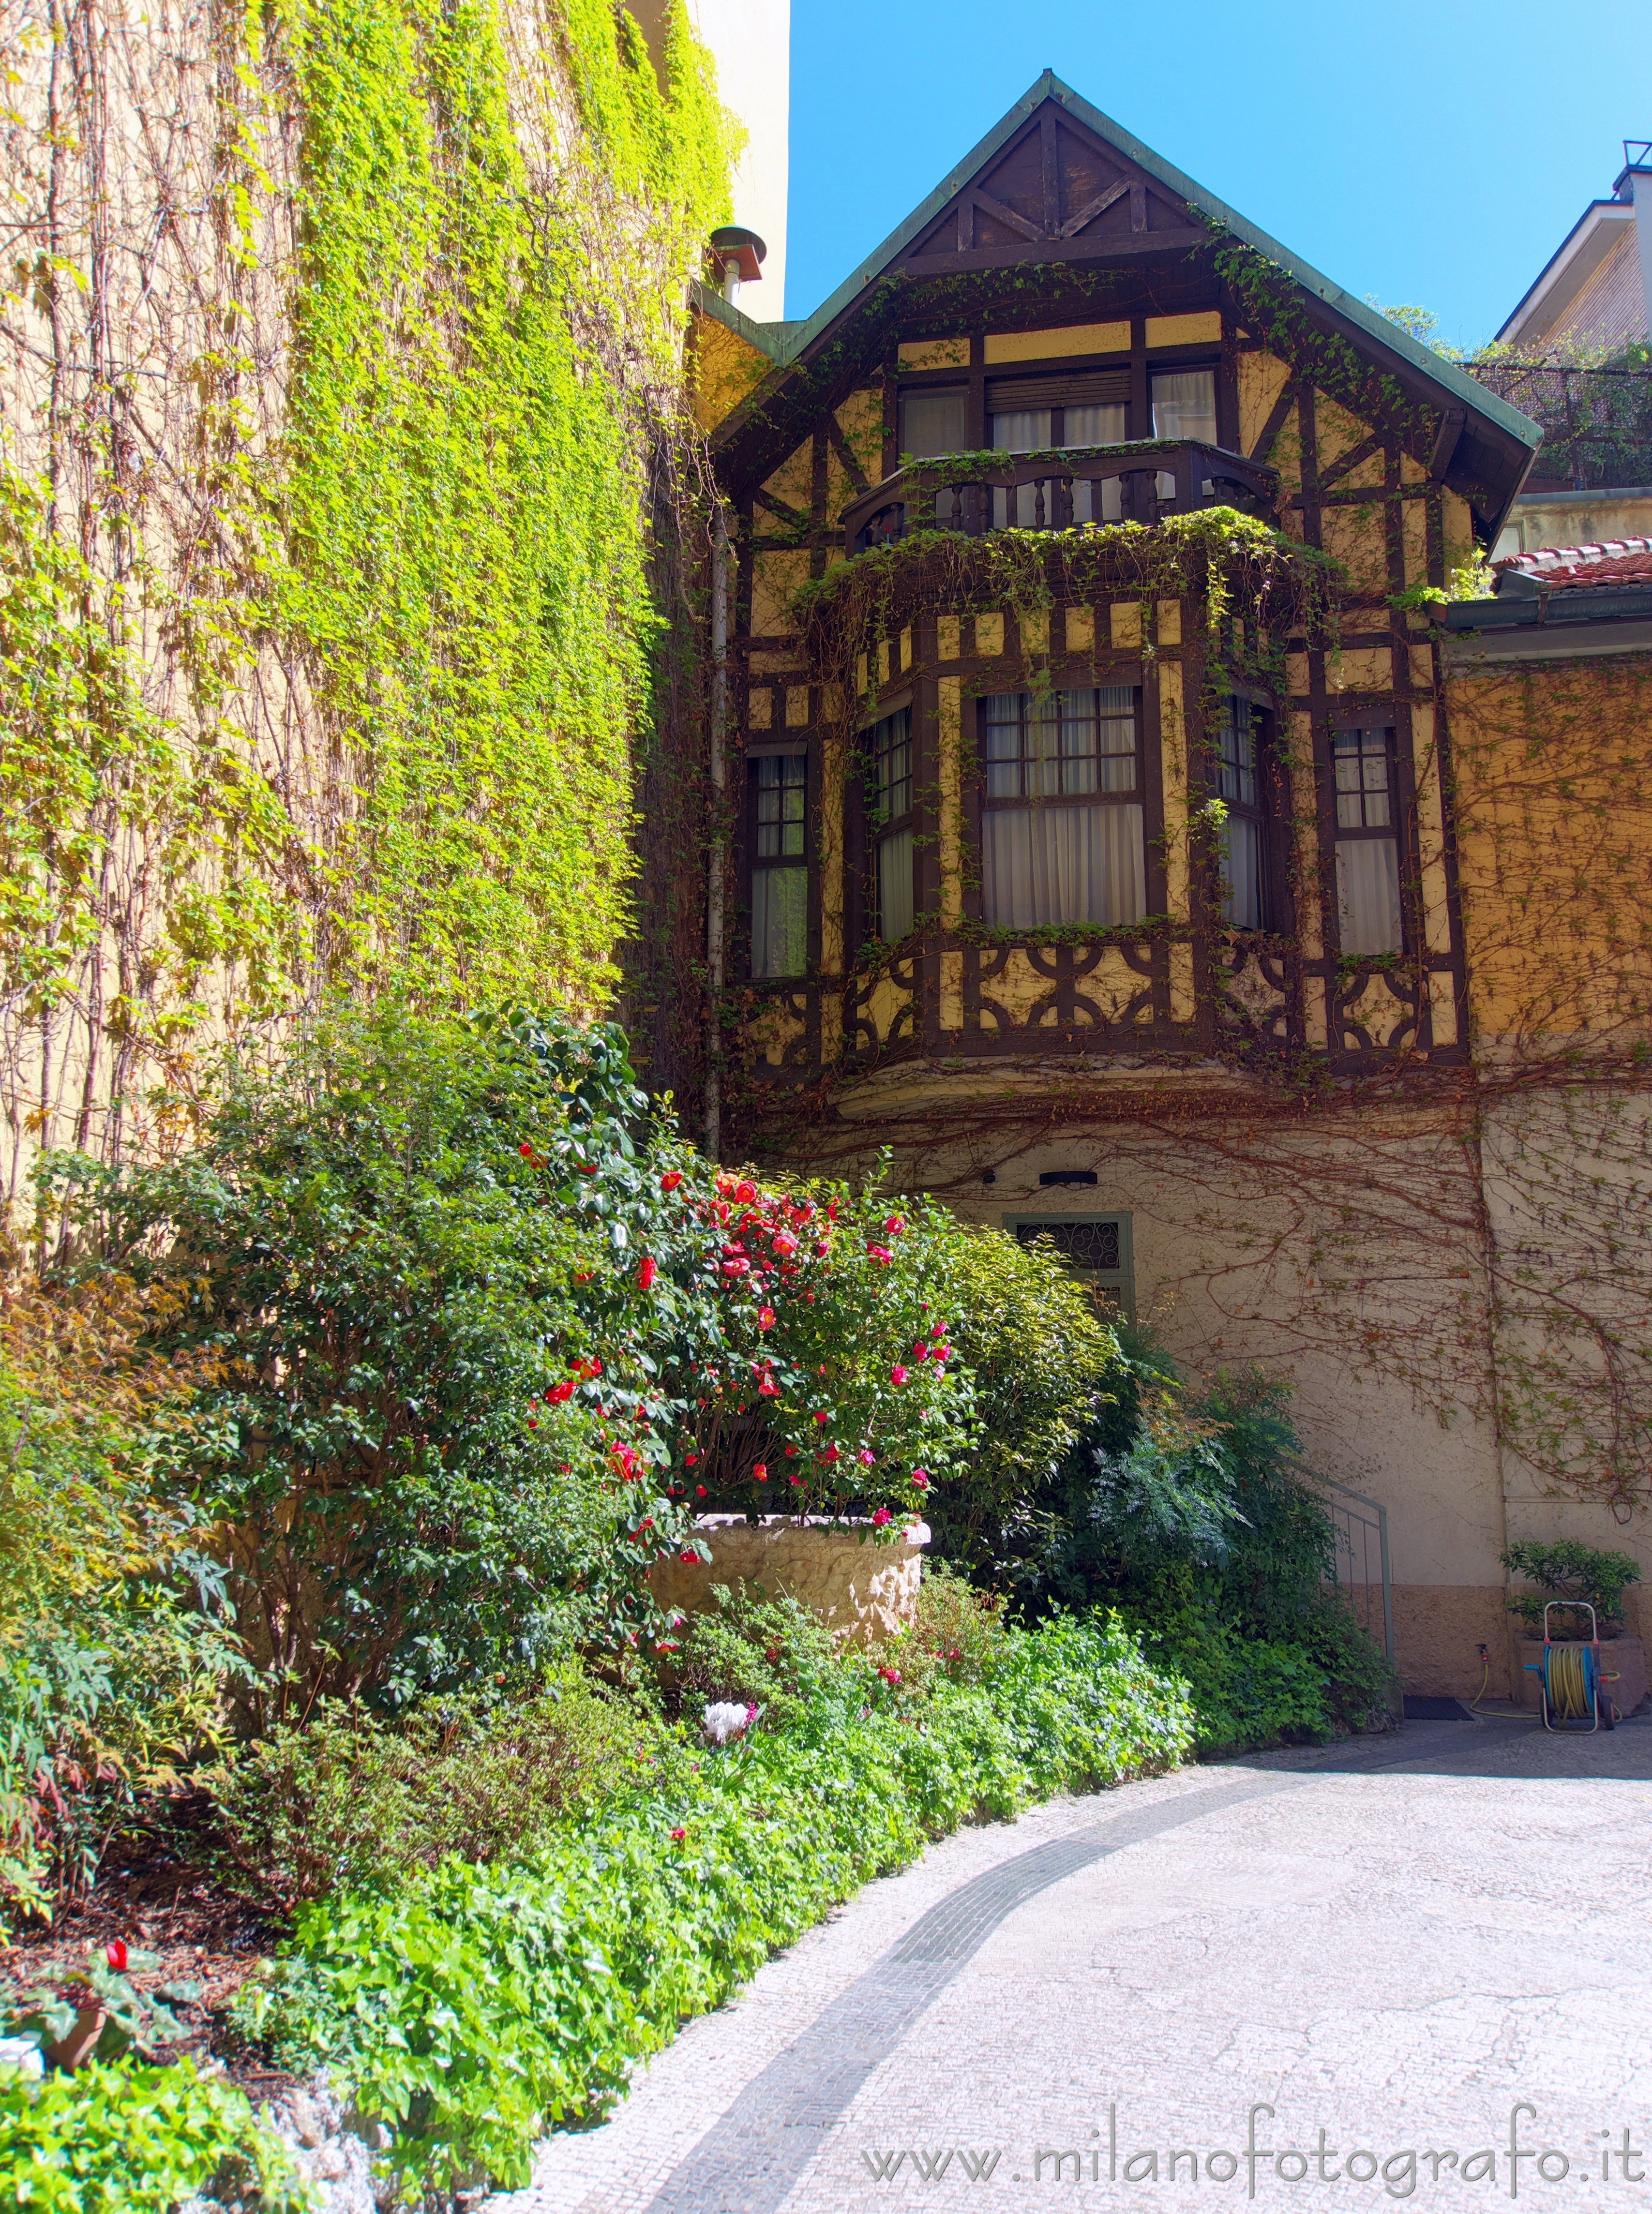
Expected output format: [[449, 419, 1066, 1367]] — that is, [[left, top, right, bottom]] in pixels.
[[1321, 1478, 1394, 1664], [839, 440, 1278, 556]]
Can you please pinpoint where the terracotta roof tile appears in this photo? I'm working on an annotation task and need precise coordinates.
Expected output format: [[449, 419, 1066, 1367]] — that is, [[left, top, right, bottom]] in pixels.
[[1494, 537, 1652, 589]]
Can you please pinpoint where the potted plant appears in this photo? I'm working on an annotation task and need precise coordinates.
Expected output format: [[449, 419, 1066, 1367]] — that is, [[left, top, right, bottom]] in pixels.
[[1502, 1541, 1646, 1716]]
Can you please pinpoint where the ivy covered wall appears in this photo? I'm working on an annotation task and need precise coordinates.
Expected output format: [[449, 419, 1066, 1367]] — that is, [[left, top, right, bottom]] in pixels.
[[0, 0, 735, 1194]]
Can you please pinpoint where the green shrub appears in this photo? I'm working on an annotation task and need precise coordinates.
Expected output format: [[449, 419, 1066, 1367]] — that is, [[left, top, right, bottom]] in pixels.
[[1135, 1606, 1333, 1755], [0, 2057, 308, 2212], [234, 1616, 1192, 2197], [40, 1006, 1004, 1720], [0, 1277, 243, 1928], [1502, 1539, 1641, 1638], [922, 1226, 1120, 1574], [210, 1665, 660, 1904]]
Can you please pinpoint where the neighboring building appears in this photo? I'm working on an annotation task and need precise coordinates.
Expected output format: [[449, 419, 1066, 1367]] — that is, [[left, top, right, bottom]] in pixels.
[[634, 0, 791, 315], [687, 74, 1652, 1698], [1496, 141, 1651, 354], [1486, 141, 1652, 557]]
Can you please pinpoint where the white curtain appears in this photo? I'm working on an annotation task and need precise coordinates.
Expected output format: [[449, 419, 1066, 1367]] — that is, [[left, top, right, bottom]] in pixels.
[[1151, 370, 1217, 444], [1222, 816, 1263, 929], [1072, 476, 1123, 523], [983, 805, 1146, 928], [991, 408, 1051, 452], [1335, 838, 1401, 956], [752, 868, 807, 976], [901, 388, 967, 458], [1063, 403, 1126, 447], [877, 827, 914, 942]]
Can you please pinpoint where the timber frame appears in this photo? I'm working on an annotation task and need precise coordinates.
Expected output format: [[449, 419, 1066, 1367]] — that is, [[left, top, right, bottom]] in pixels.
[[698, 74, 1542, 1116]]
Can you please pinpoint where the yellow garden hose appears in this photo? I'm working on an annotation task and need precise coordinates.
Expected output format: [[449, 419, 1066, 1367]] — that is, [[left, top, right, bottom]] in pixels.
[[1547, 1642, 1594, 1721]]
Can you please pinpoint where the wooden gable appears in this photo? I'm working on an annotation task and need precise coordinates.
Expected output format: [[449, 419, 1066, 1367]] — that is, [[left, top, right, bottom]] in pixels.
[[904, 101, 1205, 265]]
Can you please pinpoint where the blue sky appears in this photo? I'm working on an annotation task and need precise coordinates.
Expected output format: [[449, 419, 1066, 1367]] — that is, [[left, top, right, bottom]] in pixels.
[[784, 0, 1652, 347]]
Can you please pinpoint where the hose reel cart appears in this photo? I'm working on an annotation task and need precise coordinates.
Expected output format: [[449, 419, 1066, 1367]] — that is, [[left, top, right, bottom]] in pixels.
[[1523, 1601, 1618, 1731]]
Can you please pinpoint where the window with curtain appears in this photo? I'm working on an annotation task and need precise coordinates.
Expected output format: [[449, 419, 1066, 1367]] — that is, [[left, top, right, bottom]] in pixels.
[[987, 371, 1129, 454], [870, 707, 914, 942], [1332, 727, 1402, 957], [980, 688, 1145, 928], [900, 388, 968, 459], [1150, 368, 1218, 445], [1216, 696, 1267, 929], [751, 754, 807, 978]]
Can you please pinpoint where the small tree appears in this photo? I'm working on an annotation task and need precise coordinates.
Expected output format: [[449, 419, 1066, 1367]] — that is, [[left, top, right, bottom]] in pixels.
[[1502, 1540, 1641, 1639]]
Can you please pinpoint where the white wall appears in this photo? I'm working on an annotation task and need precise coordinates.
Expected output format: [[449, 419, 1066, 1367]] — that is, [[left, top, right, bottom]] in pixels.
[[633, 0, 791, 317]]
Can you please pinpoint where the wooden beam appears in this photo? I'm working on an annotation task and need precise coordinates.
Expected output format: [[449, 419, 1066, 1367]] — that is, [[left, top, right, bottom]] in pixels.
[[1057, 177, 1129, 239], [1318, 432, 1383, 490], [968, 188, 1047, 245]]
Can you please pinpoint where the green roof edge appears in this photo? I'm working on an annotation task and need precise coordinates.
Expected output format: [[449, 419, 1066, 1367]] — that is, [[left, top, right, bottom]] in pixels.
[[742, 69, 1541, 452]]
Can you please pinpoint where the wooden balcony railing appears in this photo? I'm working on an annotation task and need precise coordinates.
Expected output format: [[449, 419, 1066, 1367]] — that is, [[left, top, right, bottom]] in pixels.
[[840, 441, 1278, 557]]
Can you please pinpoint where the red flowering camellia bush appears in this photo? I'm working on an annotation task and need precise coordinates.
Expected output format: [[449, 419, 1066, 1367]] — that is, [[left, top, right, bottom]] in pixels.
[[39, 1006, 998, 1714], [513, 1147, 981, 1536]]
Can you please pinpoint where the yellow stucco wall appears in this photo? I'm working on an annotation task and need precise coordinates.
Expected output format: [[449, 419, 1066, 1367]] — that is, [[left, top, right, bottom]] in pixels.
[[1448, 653, 1652, 1047]]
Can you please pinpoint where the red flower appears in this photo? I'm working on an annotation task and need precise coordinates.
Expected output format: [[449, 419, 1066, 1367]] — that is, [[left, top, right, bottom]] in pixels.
[[527, 1417, 539, 1429], [637, 1256, 659, 1291], [736, 1180, 758, 1203], [518, 1142, 535, 1159], [105, 1939, 128, 1973], [546, 1380, 574, 1404], [753, 1463, 768, 1481], [671, 1825, 687, 1841], [758, 1305, 776, 1328], [813, 1409, 830, 1424], [685, 1452, 699, 1466], [721, 1258, 750, 1276], [872, 1506, 891, 1527], [885, 1214, 906, 1235], [678, 1551, 699, 1565], [758, 1377, 779, 1398], [878, 1664, 902, 1686], [772, 1231, 798, 1255], [661, 1170, 684, 1192], [911, 1469, 930, 1490], [890, 1365, 908, 1386], [821, 1445, 842, 1464], [866, 1243, 892, 1264], [858, 1448, 876, 1466]]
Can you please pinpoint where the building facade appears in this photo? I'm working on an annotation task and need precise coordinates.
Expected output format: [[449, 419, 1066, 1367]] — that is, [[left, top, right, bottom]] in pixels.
[[689, 76, 1652, 1697]]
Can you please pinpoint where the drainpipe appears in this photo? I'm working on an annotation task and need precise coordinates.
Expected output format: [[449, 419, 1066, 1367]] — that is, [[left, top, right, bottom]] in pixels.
[[704, 500, 729, 1159]]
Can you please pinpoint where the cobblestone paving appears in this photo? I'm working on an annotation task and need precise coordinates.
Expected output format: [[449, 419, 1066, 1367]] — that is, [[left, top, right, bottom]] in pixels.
[[487, 1721, 1652, 2214]]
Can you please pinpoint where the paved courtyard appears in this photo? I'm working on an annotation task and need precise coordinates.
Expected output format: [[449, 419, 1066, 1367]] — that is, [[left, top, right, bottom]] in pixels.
[[487, 1718, 1652, 2212]]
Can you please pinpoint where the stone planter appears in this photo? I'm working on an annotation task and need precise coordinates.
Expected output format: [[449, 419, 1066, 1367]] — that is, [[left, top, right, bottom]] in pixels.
[[1510, 1632, 1647, 1718], [648, 1515, 928, 1647]]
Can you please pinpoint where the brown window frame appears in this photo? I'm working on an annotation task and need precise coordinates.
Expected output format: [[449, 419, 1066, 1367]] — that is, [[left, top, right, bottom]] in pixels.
[[1215, 693, 1274, 932], [867, 705, 916, 943], [747, 749, 810, 981], [1330, 723, 1406, 959]]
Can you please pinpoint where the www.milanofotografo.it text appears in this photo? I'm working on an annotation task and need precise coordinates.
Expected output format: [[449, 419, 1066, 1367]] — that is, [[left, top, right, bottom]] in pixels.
[[860, 2104, 1650, 2196]]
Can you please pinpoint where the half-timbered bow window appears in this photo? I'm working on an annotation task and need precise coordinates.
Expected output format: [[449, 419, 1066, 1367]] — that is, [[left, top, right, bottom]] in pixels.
[[870, 707, 915, 942], [1217, 695, 1268, 930], [980, 687, 1146, 927]]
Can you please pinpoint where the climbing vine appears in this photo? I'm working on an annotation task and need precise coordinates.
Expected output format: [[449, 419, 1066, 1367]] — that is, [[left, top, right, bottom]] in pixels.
[[0, 0, 736, 1191]]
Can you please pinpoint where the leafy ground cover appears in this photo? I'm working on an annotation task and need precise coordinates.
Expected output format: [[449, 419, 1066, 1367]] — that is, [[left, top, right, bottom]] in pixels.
[[230, 1596, 1192, 2198], [0, 1003, 1395, 2205]]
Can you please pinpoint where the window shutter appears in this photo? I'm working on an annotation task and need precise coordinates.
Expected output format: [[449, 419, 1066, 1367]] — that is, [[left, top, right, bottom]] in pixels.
[[984, 368, 1131, 414]]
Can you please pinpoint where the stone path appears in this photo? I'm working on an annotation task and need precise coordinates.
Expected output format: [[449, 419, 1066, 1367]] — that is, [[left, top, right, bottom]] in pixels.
[[486, 1718, 1652, 2212]]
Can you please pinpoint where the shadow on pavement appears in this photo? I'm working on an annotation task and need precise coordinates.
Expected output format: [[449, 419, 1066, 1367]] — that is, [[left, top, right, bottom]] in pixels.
[[1231, 1713, 1652, 1784]]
